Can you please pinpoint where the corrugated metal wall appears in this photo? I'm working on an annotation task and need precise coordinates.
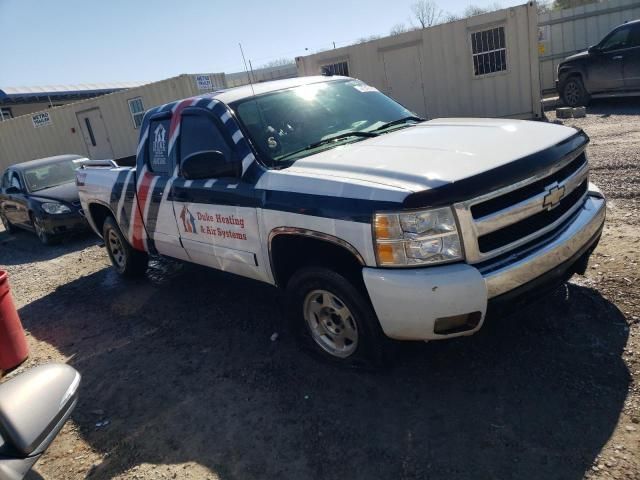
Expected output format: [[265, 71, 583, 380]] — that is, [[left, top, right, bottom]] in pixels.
[[296, 3, 541, 119], [538, 0, 640, 93], [226, 64, 298, 87], [0, 73, 226, 170]]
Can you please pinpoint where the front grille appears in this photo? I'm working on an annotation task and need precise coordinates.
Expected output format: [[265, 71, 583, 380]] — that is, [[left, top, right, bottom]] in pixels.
[[454, 146, 590, 264], [478, 180, 588, 253], [471, 152, 586, 219]]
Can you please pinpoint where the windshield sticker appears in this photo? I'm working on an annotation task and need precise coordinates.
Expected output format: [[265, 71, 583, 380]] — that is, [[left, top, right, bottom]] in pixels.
[[353, 84, 378, 93]]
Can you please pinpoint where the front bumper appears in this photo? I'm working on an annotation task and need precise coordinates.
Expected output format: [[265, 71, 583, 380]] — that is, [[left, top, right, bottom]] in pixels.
[[40, 211, 88, 236], [362, 190, 606, 341]]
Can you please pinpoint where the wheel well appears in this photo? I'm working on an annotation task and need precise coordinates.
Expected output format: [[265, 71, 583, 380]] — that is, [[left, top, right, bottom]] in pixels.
[[561, 73, 583, 89], [270, 234, 365, 288], [88, 203, 114, 235]]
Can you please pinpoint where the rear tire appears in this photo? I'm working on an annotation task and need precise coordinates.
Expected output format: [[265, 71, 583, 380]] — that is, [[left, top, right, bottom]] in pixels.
[[103, 216, 148, 277], [285, 267, 393, 368], [561, 76, 590, 107], [0, 211, 16, 234]]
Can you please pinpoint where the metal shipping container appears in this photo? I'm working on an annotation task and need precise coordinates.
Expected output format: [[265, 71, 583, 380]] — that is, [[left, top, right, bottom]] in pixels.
[[296, 2, 541, 119], [538, 0, 640, 93], [0, 73, 226, 170]]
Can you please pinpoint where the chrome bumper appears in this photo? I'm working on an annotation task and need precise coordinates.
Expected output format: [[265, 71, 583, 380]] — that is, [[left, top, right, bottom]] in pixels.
[[481, 190, 606, 298]]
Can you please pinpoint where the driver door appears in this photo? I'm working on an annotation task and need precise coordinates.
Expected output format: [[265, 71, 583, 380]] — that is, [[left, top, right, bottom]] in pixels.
[[588, 25, 630, 93], [171, 108, 265, 282]]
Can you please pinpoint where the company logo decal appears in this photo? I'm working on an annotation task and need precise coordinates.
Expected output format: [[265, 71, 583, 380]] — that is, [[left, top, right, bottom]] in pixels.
[[179, 205, 197, 234], [153, 124, 166, 154]]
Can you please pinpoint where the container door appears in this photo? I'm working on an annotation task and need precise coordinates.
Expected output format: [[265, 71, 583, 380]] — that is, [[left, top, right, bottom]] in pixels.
[[76, 108, 114, 159], [381, 44, 427, 117]]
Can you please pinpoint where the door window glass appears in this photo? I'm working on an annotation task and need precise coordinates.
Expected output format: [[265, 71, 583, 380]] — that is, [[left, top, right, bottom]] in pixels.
[[179, 114, 232, 164], [628, 24, 640, 48], [148, 118, 172, 175], [600, 27, 631, 51]]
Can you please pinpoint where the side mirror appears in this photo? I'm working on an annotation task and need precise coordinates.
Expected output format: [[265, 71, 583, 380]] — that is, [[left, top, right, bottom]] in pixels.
[[0, 364, 80, 479], [181, 150, 240, 180], [588, 45, 599, 54], [4, 186, 20, 194]]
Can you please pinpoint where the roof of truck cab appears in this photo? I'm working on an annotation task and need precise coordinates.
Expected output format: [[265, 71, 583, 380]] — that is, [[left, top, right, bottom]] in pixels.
[[212, 75, 349, 104]]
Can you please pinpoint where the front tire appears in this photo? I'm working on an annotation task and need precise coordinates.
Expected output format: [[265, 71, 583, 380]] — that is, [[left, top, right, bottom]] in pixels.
[[561, 76, 590, 107], [103, 216, 148, 277], [31, 213, 56, 245], [285, 267, 391, 367]]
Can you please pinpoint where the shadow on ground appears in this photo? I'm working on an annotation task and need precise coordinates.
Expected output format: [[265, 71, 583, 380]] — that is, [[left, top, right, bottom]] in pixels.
[[0, 228, 99, 265], [20, 260, 630, 479]]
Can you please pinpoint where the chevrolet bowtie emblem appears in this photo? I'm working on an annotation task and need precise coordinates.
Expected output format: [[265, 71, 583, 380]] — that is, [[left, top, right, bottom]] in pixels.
[[543, 183, 566, 210]]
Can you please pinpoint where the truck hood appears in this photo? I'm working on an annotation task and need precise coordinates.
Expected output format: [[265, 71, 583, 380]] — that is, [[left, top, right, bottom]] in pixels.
[[288, 118, 580, 192], [563, 50, 589, 63]]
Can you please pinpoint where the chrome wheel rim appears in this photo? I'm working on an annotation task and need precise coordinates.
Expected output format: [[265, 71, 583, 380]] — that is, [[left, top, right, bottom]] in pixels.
[[0, 214, 8, 230], [108, 230, 126, 269], [303, 289, 358, 358], [565, 81, 580, 106]]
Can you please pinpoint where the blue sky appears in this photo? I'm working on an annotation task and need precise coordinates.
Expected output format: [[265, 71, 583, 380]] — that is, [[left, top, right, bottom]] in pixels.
[[1, 0, 525, 87]]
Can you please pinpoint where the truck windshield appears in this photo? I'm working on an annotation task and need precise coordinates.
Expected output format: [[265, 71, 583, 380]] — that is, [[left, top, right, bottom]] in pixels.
[[23, 159, 79, 192], [232, 79, 417, 166]]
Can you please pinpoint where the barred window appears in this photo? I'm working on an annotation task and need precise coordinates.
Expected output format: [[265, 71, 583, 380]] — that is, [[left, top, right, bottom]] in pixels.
[[321, 61, 349, 76], [127, 97, 145, 129], [471, 26, 507, 76]]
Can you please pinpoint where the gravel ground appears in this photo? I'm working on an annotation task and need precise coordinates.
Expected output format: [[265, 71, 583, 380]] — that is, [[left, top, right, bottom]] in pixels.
[[1, 98, 639, 480]]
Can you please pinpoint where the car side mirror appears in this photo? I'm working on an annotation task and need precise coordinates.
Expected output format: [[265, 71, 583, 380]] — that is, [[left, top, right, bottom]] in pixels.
[[181, 150, 240, 180], [0, 364, 80, 480], [5, 186, 20, 194], [588, 45, 600, 54]]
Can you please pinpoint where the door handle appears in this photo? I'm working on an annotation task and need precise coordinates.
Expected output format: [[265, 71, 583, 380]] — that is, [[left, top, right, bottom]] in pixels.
[[612, 55, 623, 60]]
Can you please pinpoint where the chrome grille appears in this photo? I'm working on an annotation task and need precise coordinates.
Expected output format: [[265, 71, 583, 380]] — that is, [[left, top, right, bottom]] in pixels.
[[454, 147, 590, 264]]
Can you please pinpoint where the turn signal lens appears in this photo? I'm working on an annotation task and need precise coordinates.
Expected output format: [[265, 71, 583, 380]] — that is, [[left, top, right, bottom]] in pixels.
[[376, 242, 407, 266]]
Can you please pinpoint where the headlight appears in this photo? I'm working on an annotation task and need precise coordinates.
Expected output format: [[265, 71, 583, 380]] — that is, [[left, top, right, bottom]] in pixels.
[[41, 202, 71, 214], [373, 206, 463, 266]]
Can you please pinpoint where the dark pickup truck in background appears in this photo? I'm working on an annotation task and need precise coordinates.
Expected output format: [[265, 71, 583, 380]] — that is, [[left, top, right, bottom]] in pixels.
[[558, 19, 640, 106]]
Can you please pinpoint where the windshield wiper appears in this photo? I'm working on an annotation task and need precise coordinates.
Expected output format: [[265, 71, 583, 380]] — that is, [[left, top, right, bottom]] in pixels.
[[373, 115, 424, 132], [276, 131, 378, 162]]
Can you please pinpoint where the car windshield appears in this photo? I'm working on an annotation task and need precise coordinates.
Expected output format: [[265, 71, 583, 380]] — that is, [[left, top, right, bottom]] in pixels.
[[232, 79, 416, 166], [23, 159, 80, 192]]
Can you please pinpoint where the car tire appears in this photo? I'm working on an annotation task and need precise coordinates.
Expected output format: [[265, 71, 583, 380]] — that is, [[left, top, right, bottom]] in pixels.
[[285, 267, 393, 368], [103, 216, 148, 277], [31, 213, 57, 245], [561, 76, 590, 107], [0, 211, 16, 234]]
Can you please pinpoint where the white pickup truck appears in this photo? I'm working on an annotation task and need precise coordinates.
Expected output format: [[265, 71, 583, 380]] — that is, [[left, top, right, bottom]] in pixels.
[[78, 76, 606, 366]]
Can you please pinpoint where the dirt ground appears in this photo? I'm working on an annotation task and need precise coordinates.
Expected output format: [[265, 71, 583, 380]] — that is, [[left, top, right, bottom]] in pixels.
[[1, 98, 639, 480]]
